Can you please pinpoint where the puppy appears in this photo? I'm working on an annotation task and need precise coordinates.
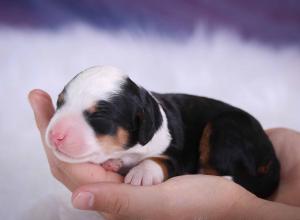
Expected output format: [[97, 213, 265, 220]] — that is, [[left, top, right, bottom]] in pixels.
[[46, 66, 280, 198]]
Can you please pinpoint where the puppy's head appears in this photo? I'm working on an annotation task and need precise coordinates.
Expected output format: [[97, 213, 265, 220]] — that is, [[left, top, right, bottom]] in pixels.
[[45, 66, 164, 164]]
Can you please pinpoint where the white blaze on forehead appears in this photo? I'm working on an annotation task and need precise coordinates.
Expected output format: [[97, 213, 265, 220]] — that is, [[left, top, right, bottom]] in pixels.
[[65, 65, 127, 110]]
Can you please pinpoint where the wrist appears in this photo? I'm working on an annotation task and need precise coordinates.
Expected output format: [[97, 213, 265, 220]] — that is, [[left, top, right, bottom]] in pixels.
[[222, 184, 258, 220], [254, 199, 300, 220], [227, 189, 300, 220]]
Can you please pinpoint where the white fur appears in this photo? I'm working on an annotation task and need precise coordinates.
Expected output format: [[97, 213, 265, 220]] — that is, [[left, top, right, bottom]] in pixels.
[[223, 176, 233, 181], [65, 65, 127, 111], [109, 105, 171, 167], [124, 159, 165, 186]]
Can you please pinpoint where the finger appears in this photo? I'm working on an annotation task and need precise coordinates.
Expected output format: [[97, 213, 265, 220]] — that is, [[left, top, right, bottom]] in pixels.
[[28, 89, 55, 136], [61, 162, 124, 186], [28, 89, 62, 171], [28, 89, 55, 157], [72, 183, 162, 217]]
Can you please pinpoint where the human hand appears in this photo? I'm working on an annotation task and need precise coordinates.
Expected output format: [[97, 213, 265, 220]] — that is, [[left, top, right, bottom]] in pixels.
[[28, 89, 123, 192], [72, 174, 256, 220], [70, 128, 300, 220], [266, 128, 300, 206]]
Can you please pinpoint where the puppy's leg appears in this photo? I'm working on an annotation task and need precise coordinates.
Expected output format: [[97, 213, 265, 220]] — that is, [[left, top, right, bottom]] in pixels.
[[199, 112, 280, 198], [124, 157, 169, 186]]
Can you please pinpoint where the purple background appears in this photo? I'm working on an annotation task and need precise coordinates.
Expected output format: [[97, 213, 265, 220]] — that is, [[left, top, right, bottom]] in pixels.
[[1, 0, 300, 46]]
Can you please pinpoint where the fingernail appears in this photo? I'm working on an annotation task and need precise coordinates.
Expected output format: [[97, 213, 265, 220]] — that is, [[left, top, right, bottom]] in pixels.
[[72, 192, 95, 210]]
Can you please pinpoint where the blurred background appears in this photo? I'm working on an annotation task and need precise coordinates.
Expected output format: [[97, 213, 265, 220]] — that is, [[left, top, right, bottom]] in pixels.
[[0, 0, 299, 219]]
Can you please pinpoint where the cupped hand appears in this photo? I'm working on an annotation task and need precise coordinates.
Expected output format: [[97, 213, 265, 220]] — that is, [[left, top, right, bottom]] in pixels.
[[28, 89, 123, 192], [69, 128, 300, 220], [29, 89, 300, 220], [71, 174, 255, 220]]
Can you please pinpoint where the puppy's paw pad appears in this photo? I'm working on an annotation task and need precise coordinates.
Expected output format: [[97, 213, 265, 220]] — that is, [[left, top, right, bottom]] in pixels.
[[124, 160, 164, 186]]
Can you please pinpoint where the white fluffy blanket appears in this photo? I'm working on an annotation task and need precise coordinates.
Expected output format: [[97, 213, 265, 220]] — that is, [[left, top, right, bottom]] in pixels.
[[0, 24, 299, 220]]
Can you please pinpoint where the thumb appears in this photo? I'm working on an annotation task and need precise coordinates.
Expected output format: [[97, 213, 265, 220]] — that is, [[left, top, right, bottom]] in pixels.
[[72, 183, 161, 217], [28, 89, 55, 136]]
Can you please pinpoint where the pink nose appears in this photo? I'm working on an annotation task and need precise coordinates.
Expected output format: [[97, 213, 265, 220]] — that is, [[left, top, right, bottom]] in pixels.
[[49, 130, 66, 148]]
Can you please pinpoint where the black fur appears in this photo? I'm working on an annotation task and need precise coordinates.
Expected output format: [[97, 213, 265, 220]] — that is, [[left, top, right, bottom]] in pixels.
[[83, 78, 163, 148], [155, 93, 280, 198], [78, 78, 280, 198], [136, 87, 162, 145]]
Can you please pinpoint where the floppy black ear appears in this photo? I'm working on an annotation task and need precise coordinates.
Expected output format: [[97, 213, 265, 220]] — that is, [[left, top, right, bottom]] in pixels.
[[137, 88, 162, 145]]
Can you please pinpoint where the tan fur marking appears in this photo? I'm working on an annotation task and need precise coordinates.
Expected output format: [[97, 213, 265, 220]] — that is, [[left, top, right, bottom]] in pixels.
[[199, 123, 219, 175], [258, 161, 272, 174], [148, 156, 170, 180], [97, 127, 129, 154], [87, 104, 97, 113], [201, 167, 219, 175], [199, 123, 212, 165]]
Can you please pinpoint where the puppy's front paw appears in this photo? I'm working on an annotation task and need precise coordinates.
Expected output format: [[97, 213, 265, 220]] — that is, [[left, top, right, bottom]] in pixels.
[[124, 159, 165, 186]]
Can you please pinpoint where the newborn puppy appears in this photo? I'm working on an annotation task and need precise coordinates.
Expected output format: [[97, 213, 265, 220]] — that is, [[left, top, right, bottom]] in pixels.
[[46, 66, 280, 198]]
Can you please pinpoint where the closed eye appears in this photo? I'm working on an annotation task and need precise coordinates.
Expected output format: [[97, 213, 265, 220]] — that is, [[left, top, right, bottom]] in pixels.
[[84, 111, 116, 135], [56, 93, 65, 109]]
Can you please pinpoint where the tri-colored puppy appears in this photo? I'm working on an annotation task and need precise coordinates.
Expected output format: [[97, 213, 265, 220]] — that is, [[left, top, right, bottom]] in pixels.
[[46, 66, 280, 198]]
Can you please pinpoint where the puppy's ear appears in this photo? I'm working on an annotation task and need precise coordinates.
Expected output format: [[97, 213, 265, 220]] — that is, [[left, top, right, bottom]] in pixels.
[[137, 88, 162, 146]]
